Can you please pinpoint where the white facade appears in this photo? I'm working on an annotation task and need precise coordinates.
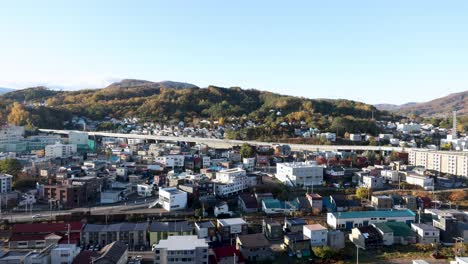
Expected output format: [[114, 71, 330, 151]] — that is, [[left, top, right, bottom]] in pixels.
[[362, 175, 384, 189], [0, 174, 13, 193], [327, 210, 416, 230], [381, 170, 399, 182], [137, 184, 153, 197], [68, 131, 88, 146], [158, 187, 187, 211], [154, 236, 209, 264], [349, 134, 362, 142], [202, 156, 210, 168], [303, 224, 328, 246], [405, 174, 434, 190], [408, 149, 468, 178], [243, 158, 256, 172], [276, 161, 323, 187], [45, 142, 77, 159], [155, 155, 185, 168], [0, 125, 24, 144], [397, 123, 421, 133], [214, 168, 248, 197], [51, 244, 81, 264]]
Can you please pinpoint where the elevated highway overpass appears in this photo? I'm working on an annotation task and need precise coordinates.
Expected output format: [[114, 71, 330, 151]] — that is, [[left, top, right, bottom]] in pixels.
[[39, 129, 406, 152]]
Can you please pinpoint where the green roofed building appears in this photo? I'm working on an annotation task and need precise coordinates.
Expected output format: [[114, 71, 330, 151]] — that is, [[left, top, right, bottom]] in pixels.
[[372, 222, 417, 245], [327, 209, 416, 230], [262, 198, 299, 215]]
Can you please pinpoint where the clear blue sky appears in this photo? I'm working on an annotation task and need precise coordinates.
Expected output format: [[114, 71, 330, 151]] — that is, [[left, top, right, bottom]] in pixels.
[[1, 1, 467, 104]]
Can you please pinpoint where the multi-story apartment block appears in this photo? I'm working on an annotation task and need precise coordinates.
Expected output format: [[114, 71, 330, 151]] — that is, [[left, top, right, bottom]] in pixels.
[[213, 168, 248, 197], [45, 142, 77, 159], [408, 150, 468, 177], [154, 236, 209, 264], [276, 161, 323, 187]]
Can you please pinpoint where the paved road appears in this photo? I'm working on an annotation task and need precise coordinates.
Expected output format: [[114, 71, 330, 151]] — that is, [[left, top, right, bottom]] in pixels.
[[0, 198, 161, 223], [40, 129, 404, 152]]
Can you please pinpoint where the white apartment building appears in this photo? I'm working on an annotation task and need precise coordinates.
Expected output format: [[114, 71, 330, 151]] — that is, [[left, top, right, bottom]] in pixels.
[[68, 131, 88, 146], [155, 155, 185, 168], [381, 170, 399, 182], [276, 161, 323, 187], [408, 149, 468, 177], [202, 156, 210, 168], [154, 236, 209, 264], [405, 174, 434, 190], [45, 142, 77, 159], [303, 224, 328, 246], [0, 174, 13, 193], [214, 168, 248, 197], [158, 187, 187, 211], [0, 125, 24, 144]]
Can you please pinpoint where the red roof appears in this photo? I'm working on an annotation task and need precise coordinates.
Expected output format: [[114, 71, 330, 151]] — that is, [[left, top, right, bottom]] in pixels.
[[9, 233, 48, 242], [213, 246, 245, 263], [12, 222, 83, 234]]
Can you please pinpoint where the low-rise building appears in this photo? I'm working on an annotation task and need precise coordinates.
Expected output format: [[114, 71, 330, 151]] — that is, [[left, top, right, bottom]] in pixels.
[[195, 221, 216, 242], [82, 222, 149, 250], [411, 223, 440, 244], [284, 218, 307, 233], [371, 195, 393, 210], [283, 233, 311, 257], [238, 193, 258, 213], [158, 187, 187, 211], [305, 193, 323, 213], [362, 175, 384, 189], [327, 209, 416, 230], [0, 173, 13, 193], [405, 174, 434, 190], [303, 224, 328, 247], [349, 226, 383, 250]]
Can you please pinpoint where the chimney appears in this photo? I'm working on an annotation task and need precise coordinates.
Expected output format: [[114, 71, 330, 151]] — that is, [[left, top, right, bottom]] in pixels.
[[452, 111, 458, 139]]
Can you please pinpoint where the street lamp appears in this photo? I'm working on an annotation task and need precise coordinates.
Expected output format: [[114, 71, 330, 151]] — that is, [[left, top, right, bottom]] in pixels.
[[356, 244, 364, 264]]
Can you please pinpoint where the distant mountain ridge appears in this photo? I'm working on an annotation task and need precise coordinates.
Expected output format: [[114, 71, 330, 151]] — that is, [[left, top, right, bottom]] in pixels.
[[374, 102, 417, 111], [0, 87, 14, 94], [375, 90, 468, 117], [0, 79, 389, 136]]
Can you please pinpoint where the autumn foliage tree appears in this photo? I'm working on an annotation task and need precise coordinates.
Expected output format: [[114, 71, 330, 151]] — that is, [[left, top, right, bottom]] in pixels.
[[448, 190, 467, 204], [7, 102, 30, 126]]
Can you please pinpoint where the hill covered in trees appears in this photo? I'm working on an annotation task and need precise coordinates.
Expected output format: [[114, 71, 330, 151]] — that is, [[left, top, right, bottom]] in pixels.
[[0, 79, 395, 138]]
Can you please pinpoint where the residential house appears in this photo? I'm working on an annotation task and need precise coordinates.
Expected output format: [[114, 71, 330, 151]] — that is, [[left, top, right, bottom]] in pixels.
[[284, 218, 307, 233], [262, 219, 283, 240], [371, 195, 393, 210], [283, 233, 311, 257], [195, 221, 216, 242], [217, 218, 248, 242], [238, 193, 258, 213], [349, 226, 384, 250], [236, 233, 272, 263]]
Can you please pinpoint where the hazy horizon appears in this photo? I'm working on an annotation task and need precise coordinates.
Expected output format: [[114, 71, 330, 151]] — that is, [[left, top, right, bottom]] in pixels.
[[1, 1, 468, 104]]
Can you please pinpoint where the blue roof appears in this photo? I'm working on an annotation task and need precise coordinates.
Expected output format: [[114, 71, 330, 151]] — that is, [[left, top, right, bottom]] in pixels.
[[331, 209, 416, 219]]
